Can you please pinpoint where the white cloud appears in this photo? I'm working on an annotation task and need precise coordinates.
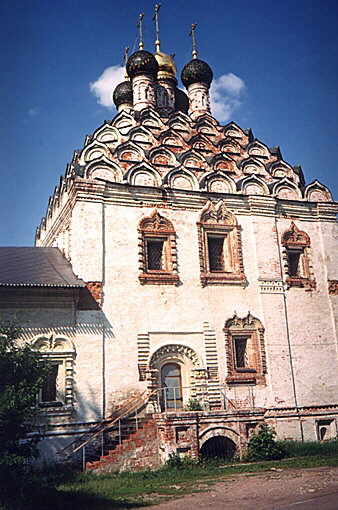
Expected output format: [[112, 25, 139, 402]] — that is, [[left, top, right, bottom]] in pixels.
[[210, 73, 246, 122], [28, 107, 39, 117], [89, 66, 125, 109]]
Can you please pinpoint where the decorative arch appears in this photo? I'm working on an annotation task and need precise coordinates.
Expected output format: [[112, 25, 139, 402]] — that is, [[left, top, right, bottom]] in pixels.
[[240, 157, 267, 176], [197, 200, 245, 287], [199, 171, 236, 194], [138, 209, 179, 285], [126, 163, 161, 187], [281, 222, 315, 289], [148, 147, 177, 168], [224, 312, 266, 385], [199, 426, 240, 447], [85, 157, 123, 182], [223, 122, 246, 139], [112, 110, 135, 135], [149, 344, 202, 369], [273, 178, 302, 200], [304, 180, 332, 202], [93, 124, 120, 146], [129, 126, 155, 147], [164, 168, 198, 191], [247, 140, 269, 158], [80, 140, 109, 164], [240, 175, 269, 196], [179, 149, 207, 172], [117, 141, 144, 164]]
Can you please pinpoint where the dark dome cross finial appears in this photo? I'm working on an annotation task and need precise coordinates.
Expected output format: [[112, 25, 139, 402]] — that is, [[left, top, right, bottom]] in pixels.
[[189, 23, 198, 59], [137, 13, 145, 50]]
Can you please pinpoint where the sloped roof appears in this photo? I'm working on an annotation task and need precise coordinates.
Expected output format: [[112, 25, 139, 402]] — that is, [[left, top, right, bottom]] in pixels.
[[0, 247, 85, 287]]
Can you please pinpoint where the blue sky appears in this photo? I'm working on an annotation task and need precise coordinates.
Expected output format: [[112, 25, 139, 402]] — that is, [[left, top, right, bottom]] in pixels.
[[2, 0, 337, 246]]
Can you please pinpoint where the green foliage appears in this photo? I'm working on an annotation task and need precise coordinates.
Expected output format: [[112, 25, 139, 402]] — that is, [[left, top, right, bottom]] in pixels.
[[185, 398, 203, 411], [164, 452, 200, 470], [280, 439, 338, 458], [245, 424, 286, 461], [0, 321, 50, 506]]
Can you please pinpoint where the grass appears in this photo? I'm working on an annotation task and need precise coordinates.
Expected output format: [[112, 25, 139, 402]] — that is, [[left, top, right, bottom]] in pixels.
[[280, 438, 338, 458], [2, 441, 338, 510]]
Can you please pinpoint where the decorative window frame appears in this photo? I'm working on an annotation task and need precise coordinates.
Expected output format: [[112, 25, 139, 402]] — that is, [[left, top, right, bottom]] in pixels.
[[197, 200, 245, 287], [281, 222, 315, 289], [138, 209, 179, 285], [32, 335, 76, 412], [224, 312, 267, 385]]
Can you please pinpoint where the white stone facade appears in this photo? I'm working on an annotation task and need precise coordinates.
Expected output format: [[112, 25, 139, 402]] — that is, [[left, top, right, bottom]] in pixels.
[[10, 45, 338, 461]]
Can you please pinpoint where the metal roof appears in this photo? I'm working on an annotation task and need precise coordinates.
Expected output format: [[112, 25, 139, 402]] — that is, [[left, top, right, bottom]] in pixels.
[[0, 247, 85, 287]]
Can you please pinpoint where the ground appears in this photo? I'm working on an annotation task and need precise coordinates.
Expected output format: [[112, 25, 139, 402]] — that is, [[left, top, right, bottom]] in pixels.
[[147, 466, 338, 510]]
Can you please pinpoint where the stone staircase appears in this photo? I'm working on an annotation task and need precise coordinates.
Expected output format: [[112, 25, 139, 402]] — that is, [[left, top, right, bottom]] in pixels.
[[57, 391, 157, 469], [86, 415, 159, 473]]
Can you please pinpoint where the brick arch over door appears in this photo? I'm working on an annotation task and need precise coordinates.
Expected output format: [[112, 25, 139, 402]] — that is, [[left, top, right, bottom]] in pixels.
[[199, 426, 240, 448]]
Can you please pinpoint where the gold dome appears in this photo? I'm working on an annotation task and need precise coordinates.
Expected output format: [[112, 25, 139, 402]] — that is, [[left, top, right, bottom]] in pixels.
[[155, 52, 177, 80]]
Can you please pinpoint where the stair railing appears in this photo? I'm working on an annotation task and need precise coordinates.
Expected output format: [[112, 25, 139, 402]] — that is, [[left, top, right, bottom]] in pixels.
[[58, 389, 155, 462]]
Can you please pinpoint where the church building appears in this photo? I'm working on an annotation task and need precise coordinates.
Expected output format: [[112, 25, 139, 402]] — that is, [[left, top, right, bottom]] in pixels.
[[1, 14, 337, 470]]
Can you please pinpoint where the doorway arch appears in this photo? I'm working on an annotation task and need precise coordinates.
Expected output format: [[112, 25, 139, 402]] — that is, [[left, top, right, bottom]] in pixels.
[[200, 436, 236, 459], [161, 362, 183, 410]]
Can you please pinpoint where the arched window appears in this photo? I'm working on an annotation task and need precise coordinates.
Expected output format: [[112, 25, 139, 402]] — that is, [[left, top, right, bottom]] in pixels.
[[138, 209, 179, 285], [282, 222, 315, 288], [197, 200, 245, 287]]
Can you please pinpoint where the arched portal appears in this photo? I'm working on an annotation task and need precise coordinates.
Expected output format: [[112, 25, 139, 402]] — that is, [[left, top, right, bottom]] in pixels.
[[200, 436, 236, 459], [161, 362, 183, 410]]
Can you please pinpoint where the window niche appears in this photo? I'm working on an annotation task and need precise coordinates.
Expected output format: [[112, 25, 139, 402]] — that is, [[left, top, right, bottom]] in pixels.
[[197, 200, 245, 287], [32, 335, 76, 411], [224, 312, 267, 385], [138, 209, 179, 285], [281, 222, 315, 289]]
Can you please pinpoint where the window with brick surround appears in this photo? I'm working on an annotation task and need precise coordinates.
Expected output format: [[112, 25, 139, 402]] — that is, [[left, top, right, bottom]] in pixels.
[[197, 200, 245, 286], [138, 209, 179, 285], [282, 222, 315, 289], [32, 335, 76, 411], [224, 312, 267, 385]]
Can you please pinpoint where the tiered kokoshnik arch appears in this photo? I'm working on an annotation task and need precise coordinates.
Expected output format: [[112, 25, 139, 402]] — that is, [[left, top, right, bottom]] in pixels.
[[36, 37, 332, 241]]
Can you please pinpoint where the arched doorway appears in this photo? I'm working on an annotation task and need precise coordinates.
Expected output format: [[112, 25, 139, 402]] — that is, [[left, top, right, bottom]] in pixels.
[[200, 436, 236, 459], [161, 363, 183, 410]]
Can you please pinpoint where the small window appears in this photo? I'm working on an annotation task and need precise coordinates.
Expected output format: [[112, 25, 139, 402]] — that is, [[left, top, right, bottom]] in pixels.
[[287, 250, 302, 277], [146, 239, 165, 270], [41, 364, 58, 402], [197, 200, 245, 286], [317, 419, 336, 441], [208, 236, 225, 271], [234, 336, 248, 368], [224, 312, 266, 385], [138, 210, 179, 285]]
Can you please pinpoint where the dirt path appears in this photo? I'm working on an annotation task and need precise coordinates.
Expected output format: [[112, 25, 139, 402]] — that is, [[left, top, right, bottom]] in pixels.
[[146, 466, 338, 510]]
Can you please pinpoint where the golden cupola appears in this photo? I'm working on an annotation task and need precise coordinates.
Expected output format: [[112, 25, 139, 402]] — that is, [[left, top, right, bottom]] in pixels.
[[155, 51, 177, 82]]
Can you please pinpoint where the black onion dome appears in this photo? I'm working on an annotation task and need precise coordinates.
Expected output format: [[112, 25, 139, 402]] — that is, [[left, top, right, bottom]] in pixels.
[[126, 50, 159, 78], [113, 80, 133, 107], [175, 88, 189, 114], [181, 58, 213, 88]]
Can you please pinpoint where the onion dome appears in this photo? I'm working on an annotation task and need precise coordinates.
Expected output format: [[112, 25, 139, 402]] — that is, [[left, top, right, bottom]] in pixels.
[[175, 88, 189, 114], [155, 52, 177, 82], [126, 50, 159, 78], [113, 80, 133, 108], [181, 58, 213, 88]]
